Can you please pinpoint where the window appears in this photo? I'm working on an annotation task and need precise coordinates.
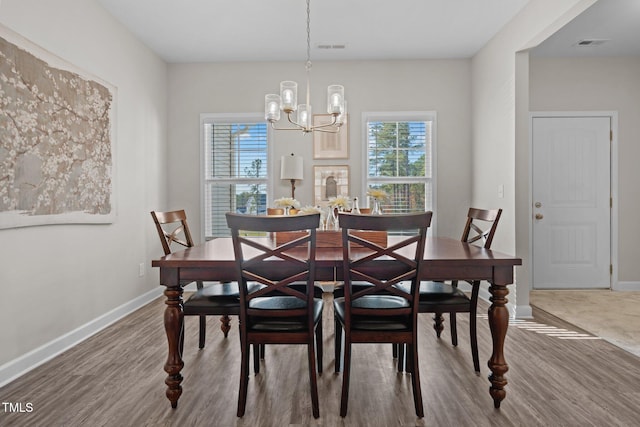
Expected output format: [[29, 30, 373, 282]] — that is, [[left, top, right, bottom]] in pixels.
[[363, 112, 435, 218], [202, 114, 269, 239]]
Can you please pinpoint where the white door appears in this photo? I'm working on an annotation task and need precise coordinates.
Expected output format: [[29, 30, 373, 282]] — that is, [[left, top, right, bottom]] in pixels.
[[532, 116, 611, 289]]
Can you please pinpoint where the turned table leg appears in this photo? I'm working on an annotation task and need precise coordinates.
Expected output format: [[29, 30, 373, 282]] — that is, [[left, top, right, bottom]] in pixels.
[[162, 268, 184, 408], [487, 269, 511, 408]]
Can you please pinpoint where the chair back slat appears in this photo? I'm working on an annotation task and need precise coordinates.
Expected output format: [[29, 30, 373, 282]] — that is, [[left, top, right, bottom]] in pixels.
[[151, 210, 195, 255], [461, 208, 502, 249], [339, 212, 432, 318], [226, 212, 321, 316]]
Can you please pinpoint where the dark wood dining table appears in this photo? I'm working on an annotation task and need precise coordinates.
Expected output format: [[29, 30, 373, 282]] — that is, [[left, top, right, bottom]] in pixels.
[[152, 236, 521, 409]]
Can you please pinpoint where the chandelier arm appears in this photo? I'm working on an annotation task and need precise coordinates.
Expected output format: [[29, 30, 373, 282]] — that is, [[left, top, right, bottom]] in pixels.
[[313, 127, 340, 134], [311, 115, 339, 129], [270, 122, 306, 132]]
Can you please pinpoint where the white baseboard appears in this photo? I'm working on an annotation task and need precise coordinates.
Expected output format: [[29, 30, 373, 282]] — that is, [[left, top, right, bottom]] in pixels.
[[515, 304, 533, 319], [613, 281, 640, 291], [0, 287, 164, 388]]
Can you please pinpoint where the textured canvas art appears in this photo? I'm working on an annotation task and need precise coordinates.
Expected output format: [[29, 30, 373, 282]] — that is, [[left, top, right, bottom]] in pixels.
[[0, 25, 116, 228]]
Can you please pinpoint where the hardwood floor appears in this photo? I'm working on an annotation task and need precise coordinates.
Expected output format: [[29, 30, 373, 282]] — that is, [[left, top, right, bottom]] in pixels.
[[1, 293, 639, 426]]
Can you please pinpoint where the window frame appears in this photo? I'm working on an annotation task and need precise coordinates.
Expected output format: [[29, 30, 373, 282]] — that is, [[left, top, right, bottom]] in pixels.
[[200, 113, 274, 241], [361, 111, 437, 234]]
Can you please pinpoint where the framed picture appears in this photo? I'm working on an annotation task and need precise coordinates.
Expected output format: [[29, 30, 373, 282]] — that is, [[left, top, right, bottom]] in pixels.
[[312, 114, 349, 159], [0, 24, 117, 229], [313, 165, 349, 206]]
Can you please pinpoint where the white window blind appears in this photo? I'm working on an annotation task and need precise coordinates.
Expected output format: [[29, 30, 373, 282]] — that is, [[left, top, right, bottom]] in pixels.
[[202, 115, 268, 239], [364, 112, 435, 216]]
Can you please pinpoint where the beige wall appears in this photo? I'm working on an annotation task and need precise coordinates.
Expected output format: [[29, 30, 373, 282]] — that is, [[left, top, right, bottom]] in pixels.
[[530, 56, 640, 283], [0, 0, 168, 374], [471, 0, 596, 316], [167, 59, 473, 241]]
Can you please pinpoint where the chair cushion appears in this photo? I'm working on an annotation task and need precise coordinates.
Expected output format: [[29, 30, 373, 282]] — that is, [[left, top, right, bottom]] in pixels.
[[419, 281, 465, 297], [414, 281, 471, 312], [183, 282, 262, 308], [333, 296, 411, 331], [332, 281, 376, 298], [248, 297, 324, 331], [286, 282, 325, 298]]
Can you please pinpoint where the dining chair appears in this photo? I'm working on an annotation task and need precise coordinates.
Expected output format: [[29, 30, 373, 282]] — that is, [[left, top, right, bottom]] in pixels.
[[334, 211, 432, 418], [226, 212, 323, 418], [413, 207, 502, 373], [151, 209, 242, 349]]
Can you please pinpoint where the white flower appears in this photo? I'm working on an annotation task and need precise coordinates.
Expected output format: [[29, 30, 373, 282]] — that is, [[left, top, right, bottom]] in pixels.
[[274, 197, 301, 209], [367, 189, 389, 200], [328, 195, 350, 209]]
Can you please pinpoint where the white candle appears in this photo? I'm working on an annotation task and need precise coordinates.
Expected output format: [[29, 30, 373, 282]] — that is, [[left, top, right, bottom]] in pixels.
[[330, 93, 342, 113], [283, 89, 294, 106]]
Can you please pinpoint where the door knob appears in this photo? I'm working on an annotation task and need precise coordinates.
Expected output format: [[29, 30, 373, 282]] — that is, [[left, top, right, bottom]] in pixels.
[[535, 213, 543, 220]]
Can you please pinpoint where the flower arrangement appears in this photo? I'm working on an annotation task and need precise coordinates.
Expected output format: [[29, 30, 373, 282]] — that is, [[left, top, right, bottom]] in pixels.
[[299, 205, 322, 215], [367, 188, 389, 200], [274, 197, 301, 209], [328, 195, 350, 210]]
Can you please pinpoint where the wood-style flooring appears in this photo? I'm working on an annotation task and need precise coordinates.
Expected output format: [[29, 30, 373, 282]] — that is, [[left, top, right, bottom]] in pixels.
[[1, 293, 639, 427]]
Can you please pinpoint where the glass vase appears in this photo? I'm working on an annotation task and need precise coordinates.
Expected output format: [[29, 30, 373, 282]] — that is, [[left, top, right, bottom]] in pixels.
[[331, 207, 340, 230], [371, 198, 382, 215]]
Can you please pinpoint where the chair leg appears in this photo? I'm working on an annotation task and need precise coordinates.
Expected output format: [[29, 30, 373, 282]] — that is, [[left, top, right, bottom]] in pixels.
[[405, 343, 412, 374], [220, 315, 231, 338], [397, 344, 405, 372], [433, 312, 444, 338], [470, 308, 480, 373], [334, 318, 342, 373], [308, 342, 320, 418], [392, 343, 398, 358], [198, 315, 206, 349], [339, 340, 352, 417], [316, 322, 323, 374], [260, 344, 265, 359], [408, 343, 424, 418], [253, 344, 260, 374], [450, 313, 458, 346], [237, 339, 250, 417]]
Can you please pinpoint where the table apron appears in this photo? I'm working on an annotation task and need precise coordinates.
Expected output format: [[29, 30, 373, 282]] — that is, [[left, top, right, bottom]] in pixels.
[[170, 264, 513, 285]]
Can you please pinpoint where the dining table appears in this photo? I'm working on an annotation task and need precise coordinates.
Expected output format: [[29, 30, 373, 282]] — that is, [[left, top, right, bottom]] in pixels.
[[152, 235, 521, 410]]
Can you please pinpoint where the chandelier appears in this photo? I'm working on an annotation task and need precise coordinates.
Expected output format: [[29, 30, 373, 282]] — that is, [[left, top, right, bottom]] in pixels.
[[264, 0, 347, 134]]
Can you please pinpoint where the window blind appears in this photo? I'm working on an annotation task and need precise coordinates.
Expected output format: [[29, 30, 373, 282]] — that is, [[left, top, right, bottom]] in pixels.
[[203, 120, 268, 238]]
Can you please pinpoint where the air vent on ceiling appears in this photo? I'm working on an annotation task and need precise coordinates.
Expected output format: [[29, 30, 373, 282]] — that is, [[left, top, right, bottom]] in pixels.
[[575, 39, 610, 46], [316, 44, 346, 50]]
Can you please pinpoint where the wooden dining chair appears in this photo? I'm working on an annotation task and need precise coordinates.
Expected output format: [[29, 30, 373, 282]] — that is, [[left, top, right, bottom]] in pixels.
[[226, 212, 323, 419], [334, 212, 432, 418], [413, 207, 502, 373], [151, 209, 242, 348]]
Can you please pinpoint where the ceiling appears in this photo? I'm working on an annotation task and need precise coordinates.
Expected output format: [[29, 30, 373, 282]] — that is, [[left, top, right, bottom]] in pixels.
[[96, 0, 640, 63], [96, 0, 530, 63], [532, 0, 640, 57]]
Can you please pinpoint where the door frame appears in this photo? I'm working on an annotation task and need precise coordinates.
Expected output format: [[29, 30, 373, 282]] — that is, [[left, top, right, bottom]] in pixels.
[[529, 111, 618, 290]]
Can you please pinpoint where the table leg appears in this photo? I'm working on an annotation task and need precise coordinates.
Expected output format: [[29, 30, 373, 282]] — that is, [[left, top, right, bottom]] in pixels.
[[162, 269, 184, 408], [487, 273, 510, 408]]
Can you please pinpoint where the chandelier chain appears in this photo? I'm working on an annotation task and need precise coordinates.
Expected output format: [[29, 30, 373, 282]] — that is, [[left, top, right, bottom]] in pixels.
[[306, 0, 312, 70]]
